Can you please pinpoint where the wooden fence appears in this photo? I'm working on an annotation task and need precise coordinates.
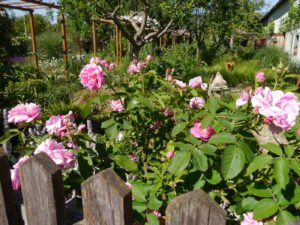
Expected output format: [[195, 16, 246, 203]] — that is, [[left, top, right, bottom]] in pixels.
[[0, 149, 299, 225]]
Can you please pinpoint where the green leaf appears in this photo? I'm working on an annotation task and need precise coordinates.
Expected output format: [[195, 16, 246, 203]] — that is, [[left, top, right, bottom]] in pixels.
[[171, 122, 187, 137], [221, 146, 245, 180], [148, 196, 163, 210], [101, 119, 115, 128], [201, 114, 214, 129], [218, 120, 234, 132], [207, 97, 219, 113], [168, 151, 191, 175], [284, 145, 294, 158], [237, 141, 254, 163], [133, 201, 148, 212], [246, 155, 273, 176], [261, 143, 283, 156], [208, 133, 236, 145], [132, 182, 149, 202], [290, 160, 300, 176], [198, 144, 218, 155], [114, 155, 137, 172], [81, 101, 93, 118], [77, 152, 93, 179], [147, 213, 160, 225], [139, 96, 155, 111], [276, 210, 298, 225], [274, 158, 290, 190], [105, 124, 118, 140], [241, 197, 258, 211], [192, 149, 208, 172], [247, 185, 273, 197], [253, 199, 278, 220], [0, 129, 21, 144], [206, 169, 222, 185]]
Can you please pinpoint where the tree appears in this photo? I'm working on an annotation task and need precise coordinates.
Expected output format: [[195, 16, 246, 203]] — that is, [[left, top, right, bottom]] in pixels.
[[0, 6, 12, 61], [63, 0, 191, 59]]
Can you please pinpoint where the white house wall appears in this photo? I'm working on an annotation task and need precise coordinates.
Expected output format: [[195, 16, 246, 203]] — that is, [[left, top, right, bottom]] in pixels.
[[266, 1, 289, 33], [284, 28, 300, 62]]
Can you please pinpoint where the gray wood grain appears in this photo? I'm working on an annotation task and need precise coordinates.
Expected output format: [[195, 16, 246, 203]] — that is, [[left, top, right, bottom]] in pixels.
[[81, 168, 132, 225], [166, 189, 226, 225], [0, 148, 19, 225], [19, 153, 66, 225]]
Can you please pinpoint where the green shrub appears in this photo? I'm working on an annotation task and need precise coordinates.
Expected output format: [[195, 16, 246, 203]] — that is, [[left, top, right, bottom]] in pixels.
[[253, 46, 290, 68], [37, 31, 63, 60]]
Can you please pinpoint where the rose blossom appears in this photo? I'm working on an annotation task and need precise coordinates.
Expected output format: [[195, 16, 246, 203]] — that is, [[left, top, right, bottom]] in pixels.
[[111, 99, 124, 112], [116, 131, 124, 141], [189, 76, 208, 90], [80, 63, 106, 91], [137, 61, 145, 70], [146, 55, 153, 63], [152, 210, 161, 218], [34, 139, 76, 170], [129, 153, 137, 161], [167, 150, 174, 159], [251, 87, 300, 131], [189, 97, 205, 109], [78, 124, 86, 132], [150, 120, 161, 129], [10, 156, 30, 190], [89, 57, 100, 65], [190, 121, 215, 141], [46, 111, 76, 137], [8, 103, 41, 124], [164, 108, 174, 117], [241, 212, 263, 225], [173, 79, 186, 88], [255, 71, 265, 83], [128, 64, 140, 74], [108, 63, 117, 71], [99, 59, 109, 68], [236, 90, 251, 108]]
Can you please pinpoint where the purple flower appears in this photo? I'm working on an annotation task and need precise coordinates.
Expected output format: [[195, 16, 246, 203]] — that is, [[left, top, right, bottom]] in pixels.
[[189, 97, 205, 109], [189, 76, 208, 90]]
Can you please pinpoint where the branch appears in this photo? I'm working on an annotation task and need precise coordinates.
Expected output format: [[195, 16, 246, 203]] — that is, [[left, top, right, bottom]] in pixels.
[[144, 19, 173, 42], [129, 12, 140, 33], [136, 1, 150, 37]]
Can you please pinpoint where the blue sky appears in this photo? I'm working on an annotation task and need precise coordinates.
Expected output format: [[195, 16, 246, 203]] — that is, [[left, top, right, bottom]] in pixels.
[[7, 0, 278, 17]]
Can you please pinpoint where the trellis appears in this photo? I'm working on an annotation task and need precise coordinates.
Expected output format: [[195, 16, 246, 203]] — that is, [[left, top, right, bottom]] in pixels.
[[0, 0, 68, 78]]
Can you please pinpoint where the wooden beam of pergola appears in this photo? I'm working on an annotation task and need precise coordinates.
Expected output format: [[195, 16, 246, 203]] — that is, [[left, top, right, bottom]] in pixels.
[[18, 4, 49, 9], [0, 1, 29, 5], [0, 4, 33, 11], [20, 0, 59, 9]]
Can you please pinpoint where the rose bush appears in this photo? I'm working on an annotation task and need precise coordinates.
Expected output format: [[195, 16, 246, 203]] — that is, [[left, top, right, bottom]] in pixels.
[[1, 57, 300, 225]]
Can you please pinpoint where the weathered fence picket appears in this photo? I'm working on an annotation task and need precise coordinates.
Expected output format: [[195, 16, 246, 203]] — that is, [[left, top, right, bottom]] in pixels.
[[0, 149, 19, 225], [0, 149, 299, 225], [19, 152, 66, 225]]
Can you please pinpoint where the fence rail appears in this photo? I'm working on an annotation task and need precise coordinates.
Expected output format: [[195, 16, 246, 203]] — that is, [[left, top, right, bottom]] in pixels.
[[0, 149, 299, 225]]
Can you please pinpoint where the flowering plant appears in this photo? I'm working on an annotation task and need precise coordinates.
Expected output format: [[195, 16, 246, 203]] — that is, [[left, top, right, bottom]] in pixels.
[[1, 57, 300, 225]]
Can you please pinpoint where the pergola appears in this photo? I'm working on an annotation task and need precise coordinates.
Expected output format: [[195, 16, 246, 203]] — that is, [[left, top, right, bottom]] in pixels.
[[0, 0, 68, 78], [92, 18, 189, 64]]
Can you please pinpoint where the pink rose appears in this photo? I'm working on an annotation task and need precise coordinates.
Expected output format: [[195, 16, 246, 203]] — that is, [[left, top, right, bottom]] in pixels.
[[111, 99, 124, 112], [146, 55, 153, 63], [241, 212, 263, 225], [190, 121, 215, 141], [108, 63, 117, 71], [152, 210, 161, 218], [46, 111, 76, 137], [251, 87, 300, 131], [8, 103, 41, 124], [137, 61, 145, 70], [173, 79, 186, 88], [150, 120, 161, 129], [125, 182, 132, 189], [80, 63, 106, 91], [167, 150, 174, 159], [10, 156, 30, 190], [129, 153, 137, 161], [89, 57, 100, 65], [189, 97, 205, 109], [78, 124, 86, 132], [236, 90, 250, 108], [255, 71, 265, 83], [164, 108, 174, 117], [99, 59, 109, 68], [34, 139, 76, 170], [189, 76, 208, 90], [128, 64, 140, 74]]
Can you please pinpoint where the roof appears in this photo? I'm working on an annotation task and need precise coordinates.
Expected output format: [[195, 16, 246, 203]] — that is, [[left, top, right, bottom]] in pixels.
[[261, 0, 288, 21]]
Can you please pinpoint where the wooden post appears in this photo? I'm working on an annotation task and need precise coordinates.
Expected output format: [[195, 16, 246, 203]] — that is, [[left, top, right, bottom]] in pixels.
[[0, 149, 19, 225], [29, 11, 39, 77], [119, 30, 122, 64], [81, 168, 132, 225], [164, 33, 167, 47], [166, 189, 226, 225], [19, 153, 66, 225], [159, 36, 162, 48], [92, 20, 97, 57], [115, 26, 119, 65], [60, 13, 69, 78]]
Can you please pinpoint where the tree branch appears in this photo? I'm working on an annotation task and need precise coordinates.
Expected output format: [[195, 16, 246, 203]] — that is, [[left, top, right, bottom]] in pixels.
[[144, 19, 173, 42]]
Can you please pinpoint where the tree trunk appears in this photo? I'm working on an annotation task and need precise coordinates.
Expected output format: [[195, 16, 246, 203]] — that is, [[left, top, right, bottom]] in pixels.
[[131, 44, 141, 60]]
